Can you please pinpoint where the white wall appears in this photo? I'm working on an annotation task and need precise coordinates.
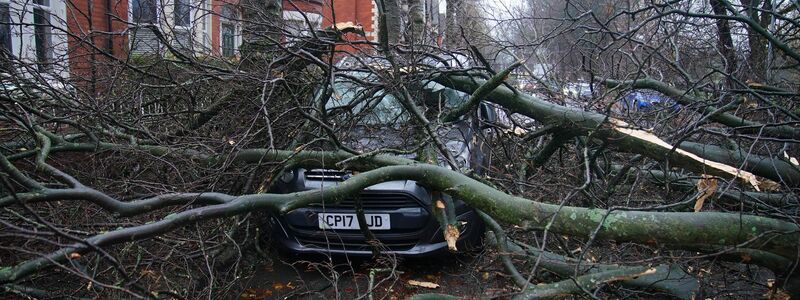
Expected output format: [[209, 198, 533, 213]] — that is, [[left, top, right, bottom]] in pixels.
[[283, 10, 322, 36], [2, 0, 69, 78], [129, 0, 237, 56]]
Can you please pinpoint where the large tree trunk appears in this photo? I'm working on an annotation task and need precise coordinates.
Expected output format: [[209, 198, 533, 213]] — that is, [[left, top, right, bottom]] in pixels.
[[407, 0, 426, 43], [1, 160, 798, 285], [239, 0, 283, 59], [438, 75, 778, 190], [741, 0, 772, 81], [678, 141, 800, 187], [604, 78, 800, 139], [444, 0, 463, 48], [378, 0, 403, 46], [711, 0, 739, 85]]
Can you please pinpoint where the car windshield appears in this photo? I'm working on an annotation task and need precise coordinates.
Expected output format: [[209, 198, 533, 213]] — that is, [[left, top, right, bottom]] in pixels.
[[326, 80, 407, 125], [324, 74, 469, 125]]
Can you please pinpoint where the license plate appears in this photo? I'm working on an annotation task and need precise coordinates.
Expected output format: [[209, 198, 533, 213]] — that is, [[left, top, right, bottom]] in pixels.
[[318, 213, 391, 230]]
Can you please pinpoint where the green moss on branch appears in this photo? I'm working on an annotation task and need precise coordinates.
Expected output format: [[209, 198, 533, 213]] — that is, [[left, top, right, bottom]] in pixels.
[[1, 164, 797, 284]]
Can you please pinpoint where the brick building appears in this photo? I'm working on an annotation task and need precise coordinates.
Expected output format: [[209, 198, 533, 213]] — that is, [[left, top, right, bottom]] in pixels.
[[1, 0, 249, 90], [66, 0, 129, 89], [0, 0, 423, 88], [317, 0, 445, 49], [320, 0, 378, 41], [284, 0, 325, 35], [66, 0, 246, 80]]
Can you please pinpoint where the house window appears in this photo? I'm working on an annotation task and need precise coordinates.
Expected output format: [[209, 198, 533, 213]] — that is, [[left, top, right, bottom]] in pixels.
[[220, 4, 237, 57], [201, 0, 207, 31], [0, 3, 10, 54], [221, 24, 235, 57], [220, 4, 237, 21], [283, 11, 322, 39], [201, 0, 209, 48], [33, 7, 52, 68], [132, 0, 157, 24], [174, 0, 190, 27]]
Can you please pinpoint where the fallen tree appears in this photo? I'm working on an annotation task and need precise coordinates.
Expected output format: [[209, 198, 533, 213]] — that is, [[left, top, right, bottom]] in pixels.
[[2, 0, 800, 297], [1, 142, 798, 294], [2, 62, 799, 296], [604, 78, 800, 140], [435, 74, 781, 190]]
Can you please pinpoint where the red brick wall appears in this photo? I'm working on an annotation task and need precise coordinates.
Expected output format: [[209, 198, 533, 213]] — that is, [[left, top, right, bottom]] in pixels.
[[209, 0, 242, 56], [65, 0, 338, 80], [321, 0, 375, 53], [211, 0, 222, 54], [284, 0, 323, 14], [66, 0, 129, 92], [321, 0, 374, 33]]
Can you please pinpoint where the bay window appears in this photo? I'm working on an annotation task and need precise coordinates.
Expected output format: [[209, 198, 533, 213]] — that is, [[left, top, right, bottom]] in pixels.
[[174, 0, 190, 27], [220, 4, 238, 57], [132, 0, 158, 24]]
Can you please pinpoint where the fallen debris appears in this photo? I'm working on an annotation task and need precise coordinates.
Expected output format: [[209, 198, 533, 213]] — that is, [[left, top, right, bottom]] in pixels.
[[408, 280, 440, 289]]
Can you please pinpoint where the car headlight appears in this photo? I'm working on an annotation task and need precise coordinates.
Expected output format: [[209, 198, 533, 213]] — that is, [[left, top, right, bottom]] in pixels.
[[439, 141, 470, 170], [280, 170, 295, 183]]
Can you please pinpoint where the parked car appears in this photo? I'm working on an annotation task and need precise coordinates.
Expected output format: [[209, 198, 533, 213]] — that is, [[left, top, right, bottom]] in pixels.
[[561, 82, 594, 99], [619, 90, 678, 112], [264, 57, 492, 257]]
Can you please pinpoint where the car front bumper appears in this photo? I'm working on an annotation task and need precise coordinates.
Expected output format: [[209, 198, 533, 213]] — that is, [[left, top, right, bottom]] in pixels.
[[268, 208, 484, 258]]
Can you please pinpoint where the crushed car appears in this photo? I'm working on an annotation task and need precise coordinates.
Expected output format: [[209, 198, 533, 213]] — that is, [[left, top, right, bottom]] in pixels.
[[264, 56, 497, 257]]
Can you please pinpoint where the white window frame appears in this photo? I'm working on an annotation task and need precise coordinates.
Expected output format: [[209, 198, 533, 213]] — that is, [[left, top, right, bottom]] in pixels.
[[219, 4, 240, 57], [30, 0, 53, 69], [0, 0, 68, 79], [200, 0, 209, 49], [283, 10, 322, 39], [129, 0, 160, 25], [173, 0, 192, 29], [128, 0, 161, 55]]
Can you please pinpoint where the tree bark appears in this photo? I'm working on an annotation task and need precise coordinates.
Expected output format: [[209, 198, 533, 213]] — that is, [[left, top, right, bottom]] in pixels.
[[741, 0, 771, 81], [604, 78, 800, 139], [678, 141, 800, 187], [444, 0, 463, 48], [378, 0, 403, 46], [1, 163, 797, 284], [407, 0, 426, 43], [438, 75, 778, 190], [711, 0, 739, 85]]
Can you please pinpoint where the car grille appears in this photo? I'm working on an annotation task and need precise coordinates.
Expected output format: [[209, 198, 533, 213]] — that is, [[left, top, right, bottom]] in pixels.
[[304, 169, 348, 181], [296, 236, 419, 251], [310, 191, 421, 209], [292, 191, 429, 251], [293, 228, 425, 251]]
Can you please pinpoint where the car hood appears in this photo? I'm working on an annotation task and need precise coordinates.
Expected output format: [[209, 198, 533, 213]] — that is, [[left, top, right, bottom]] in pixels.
[[341, 121, 474, 168]]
